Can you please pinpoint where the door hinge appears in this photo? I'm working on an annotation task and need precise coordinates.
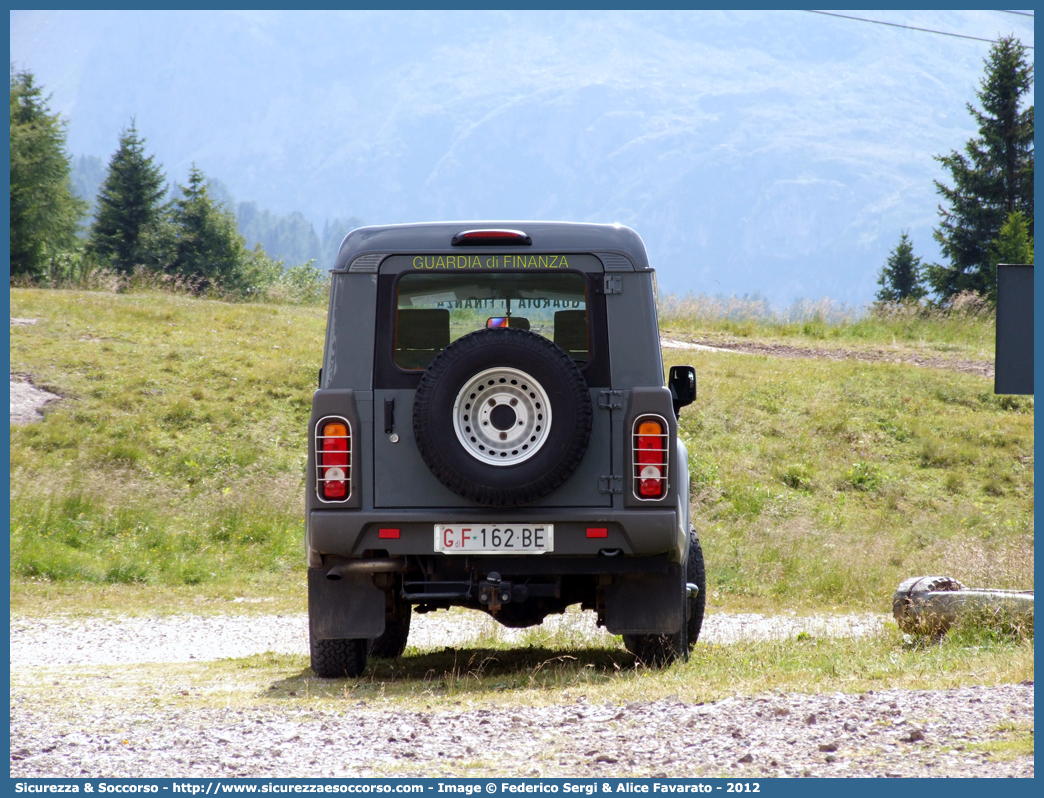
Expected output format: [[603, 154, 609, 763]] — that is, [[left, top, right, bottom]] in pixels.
[[603, 275, 622, 295], [598, 390, 624, 409], [599, 475, 623, 494]]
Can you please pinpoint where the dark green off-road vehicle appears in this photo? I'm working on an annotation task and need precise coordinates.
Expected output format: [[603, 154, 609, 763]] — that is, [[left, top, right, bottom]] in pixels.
[[307, 222, 702, 676]]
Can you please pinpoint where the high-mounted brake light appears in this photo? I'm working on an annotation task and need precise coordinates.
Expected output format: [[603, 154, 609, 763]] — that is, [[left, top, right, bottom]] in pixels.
[[316, 417, 351, 502], [451, 229, 532, 246], [633, 415, 668, 500]]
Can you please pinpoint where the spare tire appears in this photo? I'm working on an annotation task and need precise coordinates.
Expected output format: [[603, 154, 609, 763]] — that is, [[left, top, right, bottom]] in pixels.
[[413, 327, 592, 506]]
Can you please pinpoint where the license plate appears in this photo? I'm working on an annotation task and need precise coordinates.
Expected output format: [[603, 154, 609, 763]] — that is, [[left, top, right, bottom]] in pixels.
[[434, 524, 554, 554]]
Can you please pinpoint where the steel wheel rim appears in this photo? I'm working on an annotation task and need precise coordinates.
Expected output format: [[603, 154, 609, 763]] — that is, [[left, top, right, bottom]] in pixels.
[[452, 367, 552, 466]]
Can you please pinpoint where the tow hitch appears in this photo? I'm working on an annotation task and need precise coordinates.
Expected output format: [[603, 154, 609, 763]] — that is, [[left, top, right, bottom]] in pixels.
[[478, 572, 535, 613], [402, 568, 559, 613]]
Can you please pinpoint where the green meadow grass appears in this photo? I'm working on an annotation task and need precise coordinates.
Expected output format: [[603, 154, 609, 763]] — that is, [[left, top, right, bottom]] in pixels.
[[10, 289, 323, 593], [9, 288, 1033, 615], [664, 344, 1033, 608]]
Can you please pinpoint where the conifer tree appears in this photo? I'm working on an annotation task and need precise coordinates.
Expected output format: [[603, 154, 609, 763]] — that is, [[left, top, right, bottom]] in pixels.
[[928, 36, 1034, 301], [170, 165, 247, 290], [87, 121, 169, 274], [876, 232, 926, 302], [988, 210, 1034, 276], [9, 67, 86, 279]]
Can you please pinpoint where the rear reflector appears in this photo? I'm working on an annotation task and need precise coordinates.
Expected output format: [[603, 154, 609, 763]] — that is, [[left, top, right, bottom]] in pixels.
[[378, 528, 400, 539], [451, 229, 532, 246], [633, 415, 668, 500], [587, 528, 608, 538], [316, 417, 351, 502]]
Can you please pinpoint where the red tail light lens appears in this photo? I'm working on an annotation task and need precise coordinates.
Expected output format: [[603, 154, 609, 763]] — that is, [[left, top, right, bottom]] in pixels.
[[317, 419, 351, 501], [633, 417, 668, 499]]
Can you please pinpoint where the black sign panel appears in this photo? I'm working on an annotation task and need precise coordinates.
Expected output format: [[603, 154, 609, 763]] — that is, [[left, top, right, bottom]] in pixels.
[[995, 263, 1034, 395]]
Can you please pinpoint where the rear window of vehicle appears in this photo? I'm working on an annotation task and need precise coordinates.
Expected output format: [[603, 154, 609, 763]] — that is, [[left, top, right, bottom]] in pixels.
[[395, 272, 589, 370]]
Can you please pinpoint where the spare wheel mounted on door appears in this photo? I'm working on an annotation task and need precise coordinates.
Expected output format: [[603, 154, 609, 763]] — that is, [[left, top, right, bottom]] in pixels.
[[413, 326, 593, 507]]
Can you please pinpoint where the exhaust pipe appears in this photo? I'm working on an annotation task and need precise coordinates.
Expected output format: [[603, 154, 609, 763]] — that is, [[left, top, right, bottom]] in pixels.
[[326, 557, 407, 580]]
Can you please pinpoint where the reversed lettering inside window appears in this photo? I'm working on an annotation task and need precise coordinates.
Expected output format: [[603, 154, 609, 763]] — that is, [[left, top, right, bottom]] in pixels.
[[396, 272, 589, 370]]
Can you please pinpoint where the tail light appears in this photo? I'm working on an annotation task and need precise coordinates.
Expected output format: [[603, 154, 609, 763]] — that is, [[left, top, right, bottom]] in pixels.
[[633, 415, 668, 500], [316, 417, 351, 502]]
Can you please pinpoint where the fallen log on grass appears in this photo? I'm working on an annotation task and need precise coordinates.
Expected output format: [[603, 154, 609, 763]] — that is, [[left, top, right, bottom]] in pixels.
[[893, 575, 1034, 636]]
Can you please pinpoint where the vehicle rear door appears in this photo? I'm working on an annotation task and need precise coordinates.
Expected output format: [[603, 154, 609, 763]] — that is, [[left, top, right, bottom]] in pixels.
[[371, 253, 612, 509]]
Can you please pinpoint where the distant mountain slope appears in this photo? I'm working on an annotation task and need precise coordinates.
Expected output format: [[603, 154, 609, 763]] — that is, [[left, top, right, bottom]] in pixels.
[[10, 10, 1034, 302]]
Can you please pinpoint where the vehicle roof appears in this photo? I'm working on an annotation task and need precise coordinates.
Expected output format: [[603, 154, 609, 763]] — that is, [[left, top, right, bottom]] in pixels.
[[332, 221, 650, 272]]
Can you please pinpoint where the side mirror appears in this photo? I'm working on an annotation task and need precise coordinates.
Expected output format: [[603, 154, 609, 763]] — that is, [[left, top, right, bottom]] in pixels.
[[669, 365, 696, 417]]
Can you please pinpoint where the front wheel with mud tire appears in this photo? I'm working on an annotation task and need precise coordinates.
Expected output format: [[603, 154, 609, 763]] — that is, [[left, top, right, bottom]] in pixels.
[[310, 633, 368, 678], [624, 527, 706, 667]]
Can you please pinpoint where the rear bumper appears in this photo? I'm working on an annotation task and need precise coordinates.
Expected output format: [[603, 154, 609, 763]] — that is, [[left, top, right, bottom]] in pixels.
[[309, 508, 679, 560]]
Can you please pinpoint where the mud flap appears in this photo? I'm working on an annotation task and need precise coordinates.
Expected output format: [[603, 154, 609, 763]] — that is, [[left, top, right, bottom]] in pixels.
[[604, 562, 684, 635], [308, 568, 386, 640]]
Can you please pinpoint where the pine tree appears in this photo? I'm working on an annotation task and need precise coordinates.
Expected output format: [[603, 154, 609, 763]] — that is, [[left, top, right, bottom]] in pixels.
[[876, 232, 926, 302], [928, 36, 1034, 302], [87, 121, 169, 274], [9, 67, 86, 279], [170, 165, 248, 290], [989, 210, 1034, 273]]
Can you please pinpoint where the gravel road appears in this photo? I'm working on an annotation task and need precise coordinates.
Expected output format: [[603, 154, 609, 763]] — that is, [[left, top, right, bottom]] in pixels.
[[10, 683, 1034, 779], [10, 610, 1033, 778], [10, 608, 886, 667]]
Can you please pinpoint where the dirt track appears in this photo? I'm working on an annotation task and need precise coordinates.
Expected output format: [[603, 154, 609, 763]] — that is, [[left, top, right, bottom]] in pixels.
[[660, 337, 994, 379]]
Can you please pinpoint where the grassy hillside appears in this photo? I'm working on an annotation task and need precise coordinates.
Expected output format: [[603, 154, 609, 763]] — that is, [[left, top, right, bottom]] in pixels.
[[10, 289, 324, 595], [10, 288, 1033, 612], [665, 349, 1031, 608], [658, 294, 997, 360]]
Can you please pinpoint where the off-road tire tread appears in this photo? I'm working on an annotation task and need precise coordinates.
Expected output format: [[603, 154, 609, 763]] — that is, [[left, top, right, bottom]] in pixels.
[[310, 635, 368, 678], [686, 532, 707, 646], [624, 527, 706, 667]]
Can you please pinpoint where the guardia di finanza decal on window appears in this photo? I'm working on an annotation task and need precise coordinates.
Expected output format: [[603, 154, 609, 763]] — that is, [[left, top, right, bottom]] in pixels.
[[412, 254, 571, 270]]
